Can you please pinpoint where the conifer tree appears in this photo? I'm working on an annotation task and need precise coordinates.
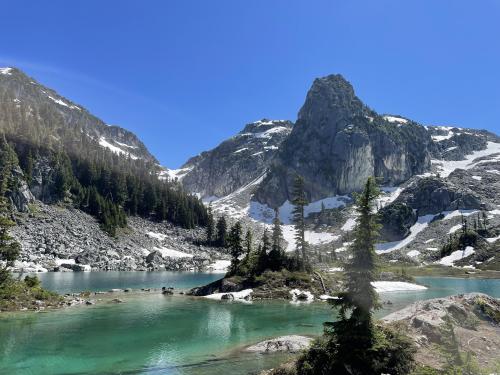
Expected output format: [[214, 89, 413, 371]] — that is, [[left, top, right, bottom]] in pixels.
[[330, 177, 381, 373], [205, 206, 215, 245], [269, 208, 284, 271], [244, 229, 253, 255], [292, 174, 308, 267], [215, 216, 227, 248], [227, 221, 244, 261]]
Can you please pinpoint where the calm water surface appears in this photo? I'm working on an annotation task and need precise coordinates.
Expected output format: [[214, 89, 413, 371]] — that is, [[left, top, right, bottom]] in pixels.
[[0, 273, 498, 375]]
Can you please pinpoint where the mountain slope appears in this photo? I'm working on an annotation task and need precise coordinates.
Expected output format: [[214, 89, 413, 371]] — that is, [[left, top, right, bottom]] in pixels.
[[176, 119, 293, 199], [0, 67, 157, 163]]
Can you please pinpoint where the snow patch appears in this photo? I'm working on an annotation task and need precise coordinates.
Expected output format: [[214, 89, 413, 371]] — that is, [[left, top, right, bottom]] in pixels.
[[383, 115, 408, 124], [153, 247, 193, 258], [204, 289, 253, 301], [438, 246, 475, 266], [406, 250, 420, 258], [372, 281, 427, 293], [99, 137, 138, 159], [376, 214, 435, 253], [432, 142, 500, 177], [207, 260, 231, 273], [341, 217, 357, 232], [147, 231, 167, 241], [448, 224, 462, 234]]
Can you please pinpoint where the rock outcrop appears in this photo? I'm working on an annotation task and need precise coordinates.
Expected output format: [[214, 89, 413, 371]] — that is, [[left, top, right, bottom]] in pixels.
[[253, 74, 433, 207], [179, 119, 293, 198]]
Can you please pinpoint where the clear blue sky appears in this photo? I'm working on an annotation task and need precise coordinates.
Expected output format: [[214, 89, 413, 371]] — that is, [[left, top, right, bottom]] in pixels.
[[2, 1, 499, 167]]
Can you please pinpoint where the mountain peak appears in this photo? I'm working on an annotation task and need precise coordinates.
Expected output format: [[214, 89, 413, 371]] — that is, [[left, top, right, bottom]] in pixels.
[[298, 74, 369, 126]]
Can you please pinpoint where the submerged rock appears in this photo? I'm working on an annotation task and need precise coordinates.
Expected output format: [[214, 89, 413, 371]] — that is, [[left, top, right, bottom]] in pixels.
[[245, 335, 313, 353]]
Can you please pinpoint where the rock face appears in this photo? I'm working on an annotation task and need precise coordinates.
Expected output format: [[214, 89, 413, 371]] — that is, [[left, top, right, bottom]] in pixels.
[[179, 119, 293, 198], [253, 75, 433, 207], [391, 177, 486, 216]]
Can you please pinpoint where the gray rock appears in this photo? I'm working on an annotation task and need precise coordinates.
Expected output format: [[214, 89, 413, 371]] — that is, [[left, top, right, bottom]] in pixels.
[[245, 335, 313, 353]]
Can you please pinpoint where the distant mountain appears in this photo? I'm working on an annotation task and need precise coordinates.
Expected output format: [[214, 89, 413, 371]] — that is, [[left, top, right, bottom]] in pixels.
[[0, 67, 157, 163], [176, 119, 293, 199]]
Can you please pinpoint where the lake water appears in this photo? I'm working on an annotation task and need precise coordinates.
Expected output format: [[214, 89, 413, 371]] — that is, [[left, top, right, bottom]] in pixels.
[[1, 273, 499, 375]]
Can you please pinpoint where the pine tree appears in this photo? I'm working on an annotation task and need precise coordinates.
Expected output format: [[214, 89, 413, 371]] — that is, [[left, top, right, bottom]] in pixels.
[[205, 205, 215, 245], [292, 175, 308, 268], [269, 208, 284, 271], [329, 177, 381, 373], [227, 221, 243, 271], [215, 216, 227, 248], [244, 229, 253, 255]]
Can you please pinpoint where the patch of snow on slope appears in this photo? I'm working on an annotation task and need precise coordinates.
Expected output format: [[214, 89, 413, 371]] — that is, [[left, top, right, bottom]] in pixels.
[[383, 115, 408, 124], [250, 195, 350, 225], [407, 250, 420, 258], [372, 281, 427, 293], [377, 187, 404, 209], [160, 166, 193, 181], [448, 224, 462, 234], [432, 142, 500, 177], [153, 247, 193, 258], [439, 246, 474, 266], [147, 231, 167, 241], [114, 140, 138, 149], [99, 137, 138, 159], [486, 235, 500, 243], [376, 214, 435, 253], [442, 210, 478, 220], [0, 67, 13, 75], [341, 217, 356, 231]]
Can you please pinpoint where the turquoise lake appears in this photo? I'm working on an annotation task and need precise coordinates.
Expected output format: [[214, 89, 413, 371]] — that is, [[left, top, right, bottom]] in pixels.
[[1, 273, 499, 375]]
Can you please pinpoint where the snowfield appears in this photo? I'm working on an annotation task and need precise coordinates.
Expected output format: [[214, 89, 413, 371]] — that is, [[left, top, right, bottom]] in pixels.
[[376, 214, 435, 253], [371, 281, 427, 293], [432, 141, 500, 177], [438, 246, 475, 266], [99, 137, 138, 159]]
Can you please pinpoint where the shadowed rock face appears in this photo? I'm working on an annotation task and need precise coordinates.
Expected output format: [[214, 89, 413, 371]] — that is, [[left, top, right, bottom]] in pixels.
[[253, 74, 434, 207], [180, 119, 293, 198]]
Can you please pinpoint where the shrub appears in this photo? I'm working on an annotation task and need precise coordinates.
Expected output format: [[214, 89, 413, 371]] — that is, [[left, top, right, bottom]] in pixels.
[[24, 275, 41, 288]]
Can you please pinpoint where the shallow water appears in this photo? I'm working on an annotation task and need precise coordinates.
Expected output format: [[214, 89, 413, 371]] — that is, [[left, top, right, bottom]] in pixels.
[[0, 273, 498, 374]]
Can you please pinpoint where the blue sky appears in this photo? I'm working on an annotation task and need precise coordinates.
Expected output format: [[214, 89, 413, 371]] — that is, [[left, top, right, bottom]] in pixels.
[[1, 1, 499, 167]]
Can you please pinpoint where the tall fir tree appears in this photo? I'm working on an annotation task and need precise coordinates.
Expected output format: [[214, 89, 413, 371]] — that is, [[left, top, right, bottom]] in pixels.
[[215, 216, 227, 248], [244, 229, 253, 255], [329, 177, 381, 373], [227, 221, 243, 271], [205, 205, 215, 245], [269, 208, 284, 271], [292, 174, 308, 268]]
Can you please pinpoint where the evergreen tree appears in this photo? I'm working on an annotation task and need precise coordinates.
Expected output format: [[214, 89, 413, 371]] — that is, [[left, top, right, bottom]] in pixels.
[[205, 205, 215, 245], [215, 216, 227, 248], [329, 177, 381, 373], [292, 174, 308, 268], [244, 229, 253, 255], [227, 221, 244, 271], [269, 208, 284, 271]]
